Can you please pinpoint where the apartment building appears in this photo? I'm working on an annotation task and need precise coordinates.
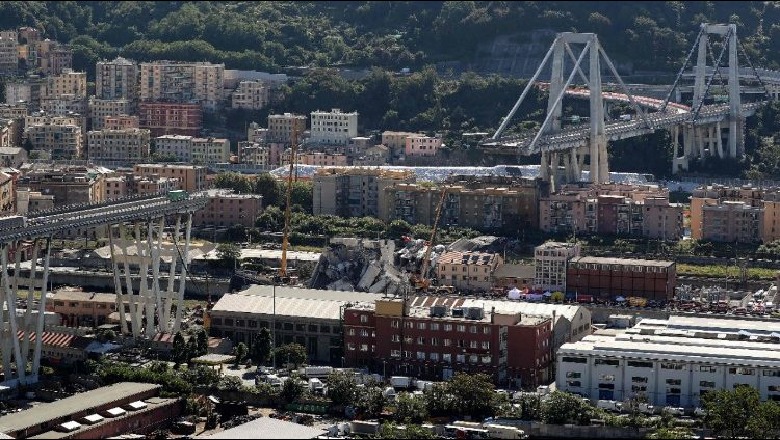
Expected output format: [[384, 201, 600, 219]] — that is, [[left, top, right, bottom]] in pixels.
[[0, 146, 26, 167], [267, 113, 307, 143], [87, 127, 151, 162], [309, 108, 358, 146], [44, 68, 87, 98], [5, 77, 45, 110], [231, 80, 269, 110], [313, 167, 415, 217], [104, 172, 180, 200], [690, 185, 780, 243], [134, 163, 206, 192], [96, 56, 139, 103], [238, 141, 274, 166], [539, 183, 683, 239], [0, 30, 17, 75], [344, 297, 588, 388], [405, 134, 442, 157], [23, 115, 83, 159], [557, 316, 780, 407], [534, 241, 581, 292], [381, 131, 417, 160], [46, 288, 118, 327], [281, 150, 348, 167], [247, 122, 267, 143], [36, 39, 72, 75], [103, 114, 139, 130], [153, 135, 230, 163], [0, 102, 29, 120], [89, 98, 133, 130], [139, 61, 225, 111], [16, 187, 54, 213], [138, 101, 202, 137], [192, 189, 262, 228], [40, 94, 88, 120], [436, 251, 503, 293], [354, 144, 390, 166], [380, 175, 542, 232], [566, 256, 676, 301], [17, 164, 107, 207], [0, 171, 13, 214]]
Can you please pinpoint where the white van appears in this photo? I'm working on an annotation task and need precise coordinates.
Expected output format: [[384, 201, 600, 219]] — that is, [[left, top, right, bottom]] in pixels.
[[596, 400, 623, 412]]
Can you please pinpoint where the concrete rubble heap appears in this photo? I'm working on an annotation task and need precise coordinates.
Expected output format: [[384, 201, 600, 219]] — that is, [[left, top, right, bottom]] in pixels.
[[308, 238, 411, 294]]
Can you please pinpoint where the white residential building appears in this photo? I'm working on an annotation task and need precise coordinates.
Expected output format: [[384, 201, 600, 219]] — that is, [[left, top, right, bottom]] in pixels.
[[557, 315, 780, 408], [154, 134, 192, 161], [534, 241, 581, 292], [139, 61, 225, 111], [309, 108, 358, 146], [154, 135, 229, 163], [89, 98, 133, 130]]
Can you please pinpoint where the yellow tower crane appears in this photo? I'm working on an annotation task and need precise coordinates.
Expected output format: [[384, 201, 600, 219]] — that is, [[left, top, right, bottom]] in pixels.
[[412, 186, 448, 292], [276, 121, 299, 284]]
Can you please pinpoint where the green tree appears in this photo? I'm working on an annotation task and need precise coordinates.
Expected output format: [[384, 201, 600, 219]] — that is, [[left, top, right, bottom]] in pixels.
[[393, 392, 428, 423], [280, 377, 307, 404], [376, 422, 437, 439], [172, 331, 188, 365], [354, 385, 386, 419], [386, 220, 413, 239], [216, 243, 241, 267], [233, 342, 248, 367], [423, 382, 455, 417], [326, 371, 358, 407], [540, 391, 594, 425], [254, 173, 282, 207], [213, 172, 253, 194], [252, 328, 272, 365], [196, 328, 209, 356], [702, 385, 780, 439], [225, 223, 248, 242], [255, 206, 285, 231], [273, 343, 308, 368], [446, 373, 499, 419]]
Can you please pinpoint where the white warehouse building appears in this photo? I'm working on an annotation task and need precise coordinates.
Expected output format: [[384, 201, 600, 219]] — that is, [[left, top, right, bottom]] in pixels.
[[556, 315, 780, 408]]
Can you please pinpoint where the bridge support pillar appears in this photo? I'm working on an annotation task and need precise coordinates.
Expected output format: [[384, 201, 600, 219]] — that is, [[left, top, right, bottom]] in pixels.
[[107, 213, 194, 339], [0, 237, 53, 387]]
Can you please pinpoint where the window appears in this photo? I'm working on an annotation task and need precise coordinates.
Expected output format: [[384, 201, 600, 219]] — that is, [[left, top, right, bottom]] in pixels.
[[631, 385, 647, 393], [566, 372, 582, 379], [391, 335, 400, 342], [470, 325, 477, 334], [666, 379, 682, 386], [470, 355, 478, 363], [764, 369, 780, 377], [348, 329, 355, 336], [405, 321, 413, 329], [598, 383, 615, 390], [632, 376, 648, 383], [417, 337, 425, 345], [295, 324, 305, 332], [360, 329, 369, 337], [482, 341, 490, 350], [430, 353, 439, 361], [431, 323, 440, 331], [224, 318, 234, 326], [700, 365, 718, 373], [444, 324, 453, 331], [700, 381, 716, 388], [660, 362, 685, 370], [600, 374, 615, 382], [470, 341, 478, 349], [391, 320, 399, 329], [360, 314, 368, 323], [418, 322, 426, 330], [443, 353, 452, 362], [347, 343, 355, 351], [391, 350, 401, 358], [627, 360, 653, 368], [431, 337, 439, 346], [457, 325, 466, 332], [483, 326, 491, 334], [456, 354, 466, 363], [729, 367, 755, 376], [443, 339, 452, 347], [562, 356, 587, 364], [417, 351, 426, 360], [248, 320, 258, 328], [595, 359, 620, 366], [769, 385, 780, 392]]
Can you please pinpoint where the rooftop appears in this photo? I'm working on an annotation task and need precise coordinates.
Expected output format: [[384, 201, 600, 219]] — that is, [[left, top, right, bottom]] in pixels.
[[198, 416, 325, 439], [568, 256, 674, 267], [493, 263, 535, 280], [437, 251, 499, 266], [49, 289, 116, 303], [0, 382, 160, 435]]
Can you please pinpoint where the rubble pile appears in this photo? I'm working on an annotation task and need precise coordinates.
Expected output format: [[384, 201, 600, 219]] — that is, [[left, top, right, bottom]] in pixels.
[[308, 238, 410, 294]]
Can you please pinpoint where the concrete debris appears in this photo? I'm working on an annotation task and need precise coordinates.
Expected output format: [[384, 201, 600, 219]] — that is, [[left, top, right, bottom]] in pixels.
[[309, 238, 409, 294]]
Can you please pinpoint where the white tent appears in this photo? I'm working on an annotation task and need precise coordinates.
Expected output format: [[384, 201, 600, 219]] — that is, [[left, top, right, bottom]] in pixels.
[[615, 296, 626, 302], [507, 288, 522, 300]]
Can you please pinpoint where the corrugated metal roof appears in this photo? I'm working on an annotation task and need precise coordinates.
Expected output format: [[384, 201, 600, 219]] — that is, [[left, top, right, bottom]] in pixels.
[[49, 290, 116, 303], [569, 256, 674, 267], [200, 416, 325, 439], [0, 383, 159, 434]]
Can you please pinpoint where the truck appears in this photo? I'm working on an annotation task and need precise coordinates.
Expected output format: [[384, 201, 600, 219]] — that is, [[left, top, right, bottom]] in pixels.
[[308, 378, 324, 394], [167, 190, 188, 202], [390, 376, 412, 389], [298, 365, 334, 379], [483, 424, 528, 439], [596, 400, 623, 412]]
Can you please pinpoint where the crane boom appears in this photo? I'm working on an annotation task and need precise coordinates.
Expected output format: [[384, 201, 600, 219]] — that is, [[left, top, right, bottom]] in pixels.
[[279, 123, 297, 281], [416, 186, 448, 290]]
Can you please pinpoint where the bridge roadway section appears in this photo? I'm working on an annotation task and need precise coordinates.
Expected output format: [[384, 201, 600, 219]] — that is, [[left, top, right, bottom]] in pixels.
[[0, 194, 207, 242], [482, 93, 762, 154]]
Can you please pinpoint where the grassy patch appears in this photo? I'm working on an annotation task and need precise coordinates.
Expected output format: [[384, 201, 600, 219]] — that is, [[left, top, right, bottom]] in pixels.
[[677, 263, 777, 280]]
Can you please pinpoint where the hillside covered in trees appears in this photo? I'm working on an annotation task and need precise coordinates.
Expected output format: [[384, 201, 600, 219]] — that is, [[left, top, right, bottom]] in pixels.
[[2, 1, 780, 76]]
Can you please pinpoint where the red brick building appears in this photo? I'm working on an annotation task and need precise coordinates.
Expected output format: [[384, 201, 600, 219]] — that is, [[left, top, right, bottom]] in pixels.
[[138, 101, 202, 137], [343, 297, 553, 389], [565, 256, 676, 301]]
